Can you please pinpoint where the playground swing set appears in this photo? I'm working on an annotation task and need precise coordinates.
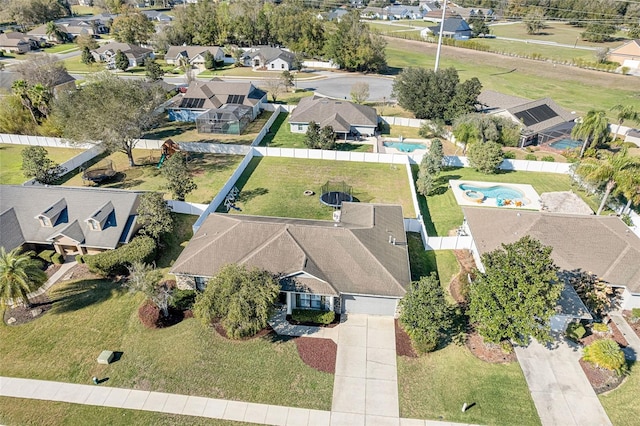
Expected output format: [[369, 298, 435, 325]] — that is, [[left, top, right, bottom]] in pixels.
[[157, 139, 182, 168]]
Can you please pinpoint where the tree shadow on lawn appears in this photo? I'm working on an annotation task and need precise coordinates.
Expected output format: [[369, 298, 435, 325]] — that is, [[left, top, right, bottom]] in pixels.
[[189, 153, 241, 175], [237, 187, 269, 203], [259, 113, 287, 146], [49, 279, 125, 315]]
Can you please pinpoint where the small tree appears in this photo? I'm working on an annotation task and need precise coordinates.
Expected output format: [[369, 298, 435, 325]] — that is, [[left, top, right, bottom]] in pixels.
[[281, 70, 294, 90], [204, 51, 216, 70], [319, 125, 335, 150], [81, 46, 95, 66], [193, 264, 280, 339], [524, 7, 545, 35], [467, 141, 503, 174], [350, 82, 370, 104], [582, 339, 627, 375], [0, 247, 47, 308], [416, 139, 443, 196], [126, 261, 172, 318], [21, 146, 65, 184], [468, 236, 562, 345], [264, 77, 284, 102], [115, 49, 129, 72], [161, 152, 197, 201], [568, 271, 615, 319], [399, 273, 454, 353], [304, 121, 322, 148], [145, 59, 164, 82], [136, 192, 174, 241]]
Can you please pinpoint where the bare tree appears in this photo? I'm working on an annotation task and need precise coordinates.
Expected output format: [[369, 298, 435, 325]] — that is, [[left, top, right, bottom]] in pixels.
[[126, 261, 172, 318], [350, 82, 370, 104], [264, 78, 285, 103], [15, 54, 70, 90]]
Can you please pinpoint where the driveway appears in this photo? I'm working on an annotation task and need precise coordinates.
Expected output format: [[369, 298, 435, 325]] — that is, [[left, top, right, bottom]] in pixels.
[[515, 338, 612, 426]]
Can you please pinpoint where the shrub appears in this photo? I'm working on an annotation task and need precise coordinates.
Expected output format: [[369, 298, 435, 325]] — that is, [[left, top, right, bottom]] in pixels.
[[51, 253, 64, 264], [38, 250, 55, 263], [583, 339, 627, 375], [502, 150, 516, 159], [566, 322, 586, 340], [75, 254, 84, 264], [541, 155, 555, 162], [631, 308, 640, 322], [524, 153, 537, 161], [292, 309, 335, 325], [621, 214, 633, 227], [592, 322, 609, 333], [467, 141, 504, 174], [138, 299, 161, 328], [411, 330, 439, 354], [171, 289, 196, 311], [84, 236, 156, 276]]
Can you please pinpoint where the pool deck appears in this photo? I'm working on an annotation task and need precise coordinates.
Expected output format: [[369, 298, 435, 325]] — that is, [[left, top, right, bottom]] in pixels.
[[450, 180, 542, 210]]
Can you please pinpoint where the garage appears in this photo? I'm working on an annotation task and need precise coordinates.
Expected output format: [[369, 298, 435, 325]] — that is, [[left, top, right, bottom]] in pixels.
[[341, 294, 399, 316]]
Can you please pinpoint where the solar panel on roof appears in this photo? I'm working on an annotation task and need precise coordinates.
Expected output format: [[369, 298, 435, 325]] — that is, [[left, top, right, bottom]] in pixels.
[[514, 105, 558, 127], [227, 94, 245, 104], [179, 98, 205, 109]]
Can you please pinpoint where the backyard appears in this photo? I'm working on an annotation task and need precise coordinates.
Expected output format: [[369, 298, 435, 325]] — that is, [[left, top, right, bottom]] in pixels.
[[0, 144, 84, 185], [415, 167, 603, 236], [228, 156, 416, 219], [61, 149, 243, 204]]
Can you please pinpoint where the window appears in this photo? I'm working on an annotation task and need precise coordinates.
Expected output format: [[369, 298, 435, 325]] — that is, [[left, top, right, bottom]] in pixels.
[[295, 294, 329, 310], [194, 276, 207, 291], [281, 64, 285, 69], [297, 124, 303, 131], [88, 220, 98, 231], [271, 63, 275, 69], [38, 216, 51, 227]]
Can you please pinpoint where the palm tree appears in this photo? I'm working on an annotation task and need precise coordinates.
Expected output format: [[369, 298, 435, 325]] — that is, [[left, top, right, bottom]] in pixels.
[[0, 247, 47, 308], [576, 148, 640, 215], [45, 21, 67, 44], [611, 105, 639, 142], [615, 170, 640, 215], [572, 110, 609, 158], [11, 79, 38, 125]]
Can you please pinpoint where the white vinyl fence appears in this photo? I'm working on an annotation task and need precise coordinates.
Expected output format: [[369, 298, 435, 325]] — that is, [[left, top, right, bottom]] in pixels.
[[424, 236, 474, 250], [379, 116, 425, 128], [22, 145, 105, 186], [0, 133, 94, 149], [167, 200, 209, 216]]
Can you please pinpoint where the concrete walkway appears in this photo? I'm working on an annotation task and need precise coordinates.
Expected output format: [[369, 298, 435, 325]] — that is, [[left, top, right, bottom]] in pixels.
[[515, 338, 612, 426], [28, 261, 77, 299], [609, 312, 640, 361], [268, 307, 339, 343], [331, 314, 399, 425]]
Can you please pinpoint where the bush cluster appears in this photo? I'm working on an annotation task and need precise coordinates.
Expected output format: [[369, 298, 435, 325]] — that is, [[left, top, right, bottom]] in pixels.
[[171, 289, 196, 311], [502, 151, 516, 159], [51, 253, 64, 264], [138, 299, 161, 329], [631, 308, 640, 323], [292, 309, 335, 325], [84, 236, 156, 276], [566, 322, 586, 341], [583, 339, 627, 375], [38, 250, 55, 263], [75, 254, 84, 264], [541, 155, 555, 162], [592, 322, 609, 333]]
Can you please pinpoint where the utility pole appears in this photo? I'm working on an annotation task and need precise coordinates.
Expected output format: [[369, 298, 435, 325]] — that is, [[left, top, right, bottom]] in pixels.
[[434, 0, 447, 72]]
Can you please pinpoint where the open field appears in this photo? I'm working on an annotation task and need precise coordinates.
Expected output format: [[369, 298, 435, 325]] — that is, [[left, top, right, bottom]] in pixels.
[[229, 156, 416, 219], [385, 38, 637, 120], [0, 144, 85, 185], [397, 344, 540, 425], [414, 167, 605, 236], [600, 361, 639, 426], [0, 275, 333, 410], [61, 149, 243, 204]]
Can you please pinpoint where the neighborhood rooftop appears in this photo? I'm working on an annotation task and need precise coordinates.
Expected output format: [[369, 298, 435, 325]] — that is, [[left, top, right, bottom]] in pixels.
[[289, 96, 378, 132]]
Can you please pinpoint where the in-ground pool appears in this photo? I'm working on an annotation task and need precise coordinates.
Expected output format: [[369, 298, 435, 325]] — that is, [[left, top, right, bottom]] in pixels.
[[549, 139, 582, 150], [459, 183, 526, 204], [383, 141, 426, 152]]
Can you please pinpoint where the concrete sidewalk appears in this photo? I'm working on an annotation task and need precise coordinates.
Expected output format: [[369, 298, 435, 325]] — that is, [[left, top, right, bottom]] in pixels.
[[28, 261, 77, 299], [609, 312, 640, 361]]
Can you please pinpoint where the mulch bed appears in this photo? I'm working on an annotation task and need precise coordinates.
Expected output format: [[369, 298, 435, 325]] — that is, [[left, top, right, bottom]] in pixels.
[[450, 250, 476, 305], [3, 293, 53, 326], [44, 263, 61, 278], [394, 319, 417, 358], [466, 332, 516, 363], [65, 264, 100, 281], [580, 321, 628, 348], [286, 315, 341, 328], [213, 322, 274, 340], [295, 337, 337, 373], [622, 311, 640, 340], [579, 359, 625, 394]]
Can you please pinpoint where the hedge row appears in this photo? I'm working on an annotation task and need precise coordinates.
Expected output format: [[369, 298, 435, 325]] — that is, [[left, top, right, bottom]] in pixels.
[[84, 236, 156, 276], [292, 309, 335, 325]]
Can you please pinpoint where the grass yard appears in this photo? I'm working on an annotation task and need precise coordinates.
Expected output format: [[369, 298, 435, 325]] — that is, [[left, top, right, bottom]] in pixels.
[[230, 156, 416, 219], [42, 43, 79, 54], [144, 111, 273, 144], [383, 124, 425, 140], [0, 276, 333, 410], [0, 144, 85, 185], [199, 66, 317, 80], [373, 102, 416, 118], [407, 233, 459, 303], [600, 361, 640, 426], [61, 149, 243, 204], [397, 344, 540, 425], [415, 167, 601, 236], [273, 89, 315, 105], [0, 397, 252, 426], [62, 55, 107, 73]]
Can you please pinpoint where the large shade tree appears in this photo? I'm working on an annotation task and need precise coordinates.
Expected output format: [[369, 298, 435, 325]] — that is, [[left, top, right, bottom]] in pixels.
[[468, 236, 562, 346], [0, 247, 47, 308], [575, 148, 640, 215], [53, 72, 165, 166], [571, 110, 609, 158]]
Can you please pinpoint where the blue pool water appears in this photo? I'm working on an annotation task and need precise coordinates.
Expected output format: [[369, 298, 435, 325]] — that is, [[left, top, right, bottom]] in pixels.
[[549, 139, 582, 150], [459, 184, 524, 201], [383, 142, 426, 152]]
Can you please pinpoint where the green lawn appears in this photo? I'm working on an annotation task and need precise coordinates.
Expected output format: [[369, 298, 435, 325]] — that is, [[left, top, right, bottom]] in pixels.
[[600, 361, 640, 426], [383, 125, 425, 140], [0, 397, 251, 426], [230, 156, 416, 219], [144, 111, 273, 145], [273, 89, 315, 105], [415, 167, 602, 236], [0, 144, 85, 185], [198, 66, 317, 80], [407, 232, 459, 303], [42, 43, 79, 54], [62, 55, 107, 73], [0, 279, 333, 410], [61, 149, 243, 204], [397, 344, 540, 425]]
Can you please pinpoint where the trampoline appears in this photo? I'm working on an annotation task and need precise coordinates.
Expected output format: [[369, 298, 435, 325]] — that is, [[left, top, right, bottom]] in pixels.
[[319, 181, 353, 208], [82, 159, 116, 183]]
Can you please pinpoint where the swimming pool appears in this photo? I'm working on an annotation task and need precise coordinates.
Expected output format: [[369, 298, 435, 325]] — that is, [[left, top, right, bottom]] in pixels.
[[383, 142, 426, 152], [549, 139, 582, 150], [459, 183, 525, 202]]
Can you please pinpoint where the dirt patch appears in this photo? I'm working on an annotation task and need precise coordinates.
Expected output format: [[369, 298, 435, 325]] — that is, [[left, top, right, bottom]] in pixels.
[[394, 319, 417, 358], [450, 250, 475, 304], [3, 293, 53, 326], [622, 311, 640, 341], [579, 359, 625, 394], [466, 332, 516, 363], [295, 337, 337, 373], [65, 264, 101, 281], [213, 322, 274, 340], [45, 263, 61, 278]]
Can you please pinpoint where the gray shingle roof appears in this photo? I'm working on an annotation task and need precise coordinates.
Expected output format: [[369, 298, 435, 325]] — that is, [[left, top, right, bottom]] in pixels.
[[463, 207, 640, 293], [0, 186, 143, 251], [506, 98, 575, 133], [173, 81, 266, 110], [247, 47, 295, 65], [165, 45, 223, 62], [171, 203, 410, 297], [289, 96, 378, 131]]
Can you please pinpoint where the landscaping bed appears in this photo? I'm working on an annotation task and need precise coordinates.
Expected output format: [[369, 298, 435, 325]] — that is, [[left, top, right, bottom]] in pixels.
[[3, 293, 53, 326], [466, 332, 516, 364], [579, 359, 626, 394], [622, 310, 640, 340], [295, 337, 337, 373], [286, 314, 340, 328], [395, 319, 417, 358], [579, 321, 628, 348]]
